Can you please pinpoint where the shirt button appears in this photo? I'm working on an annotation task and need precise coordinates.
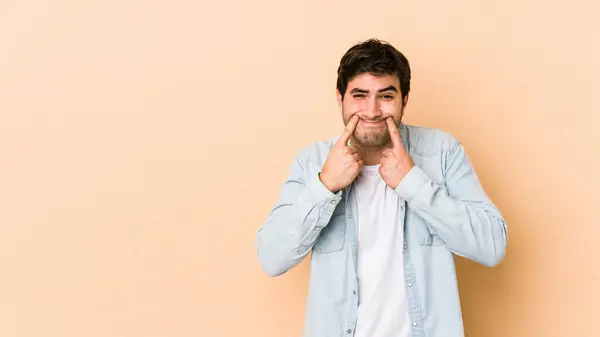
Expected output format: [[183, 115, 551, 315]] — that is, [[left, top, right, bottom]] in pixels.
[[404, 243, 408, 249], [315, 226, 321, 230], [400, 205, 404, 210], [408, 282, 413, 287], [347, 329, 352, 333], [331, 200, 337, 205], [348, 214, 353, 219], [352, 290, 357, 295], [412, 321, 418, 327]]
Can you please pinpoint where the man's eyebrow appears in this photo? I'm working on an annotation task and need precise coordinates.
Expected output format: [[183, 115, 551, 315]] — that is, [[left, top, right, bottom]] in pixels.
[[349, 86, 398, 94], [377, 85, 398, 93], [350, 88, 369, 94]]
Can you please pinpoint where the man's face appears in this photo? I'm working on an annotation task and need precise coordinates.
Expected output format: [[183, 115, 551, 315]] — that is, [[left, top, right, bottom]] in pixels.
[[337, 73, 408, 148]]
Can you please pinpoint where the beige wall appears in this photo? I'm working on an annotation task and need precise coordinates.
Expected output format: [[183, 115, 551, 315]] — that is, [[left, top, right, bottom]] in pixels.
[[1, 1, 598, 336]]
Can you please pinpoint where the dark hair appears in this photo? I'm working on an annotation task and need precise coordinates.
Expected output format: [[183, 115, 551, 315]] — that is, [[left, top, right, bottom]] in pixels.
[[336, 38, 411, 100]]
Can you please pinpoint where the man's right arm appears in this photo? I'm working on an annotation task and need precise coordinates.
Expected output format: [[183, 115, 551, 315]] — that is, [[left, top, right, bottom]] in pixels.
[[255, 152, 342, 277]]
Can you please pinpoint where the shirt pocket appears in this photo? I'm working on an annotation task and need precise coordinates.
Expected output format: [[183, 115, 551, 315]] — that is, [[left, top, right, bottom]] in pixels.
[[421, 231, 445, 246], [313, 211, 346, 254]]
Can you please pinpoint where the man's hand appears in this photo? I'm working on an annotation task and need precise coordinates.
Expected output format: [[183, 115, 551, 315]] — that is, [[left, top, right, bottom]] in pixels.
[[379, 117, 415, 189], [320, 115, 363, 193]]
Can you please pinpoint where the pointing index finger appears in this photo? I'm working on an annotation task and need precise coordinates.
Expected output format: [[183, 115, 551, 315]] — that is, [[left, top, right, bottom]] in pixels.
[[386, 117, 402, 149], [338, 115, 359, 146]]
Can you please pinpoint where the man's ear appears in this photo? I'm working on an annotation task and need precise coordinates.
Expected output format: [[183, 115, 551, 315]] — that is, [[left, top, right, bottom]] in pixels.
[[336, 89, 343, 111], [400, 94, 409, 119]]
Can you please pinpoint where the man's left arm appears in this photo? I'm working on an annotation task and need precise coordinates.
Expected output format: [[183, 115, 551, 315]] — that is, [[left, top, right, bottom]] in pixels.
[[395, 139, 508, 267]]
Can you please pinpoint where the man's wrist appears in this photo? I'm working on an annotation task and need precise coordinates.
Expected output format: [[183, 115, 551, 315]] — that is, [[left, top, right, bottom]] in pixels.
[[318, 172, 338, 193], [394, 165, 430, 201]]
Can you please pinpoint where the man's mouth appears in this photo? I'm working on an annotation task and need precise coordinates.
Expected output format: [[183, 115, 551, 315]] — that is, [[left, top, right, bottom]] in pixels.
[[359, 119, 386, 127]]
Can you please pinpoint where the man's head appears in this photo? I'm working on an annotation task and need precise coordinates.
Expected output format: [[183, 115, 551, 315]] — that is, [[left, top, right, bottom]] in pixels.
[[336, 38, 411, 148]]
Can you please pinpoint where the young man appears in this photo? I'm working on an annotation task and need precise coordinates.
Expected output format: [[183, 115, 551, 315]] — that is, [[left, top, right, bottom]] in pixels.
[[255, 38, 507, 337]]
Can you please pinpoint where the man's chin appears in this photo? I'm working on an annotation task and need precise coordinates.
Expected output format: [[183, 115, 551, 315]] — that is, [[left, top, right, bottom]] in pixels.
[[353, 133, 390, 148]]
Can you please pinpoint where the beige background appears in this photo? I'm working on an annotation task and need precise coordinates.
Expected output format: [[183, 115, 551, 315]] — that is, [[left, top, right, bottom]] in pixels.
[[1, 0, 599, 336]]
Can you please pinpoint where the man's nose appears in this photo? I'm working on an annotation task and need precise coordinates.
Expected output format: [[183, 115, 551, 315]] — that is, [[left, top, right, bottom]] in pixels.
[[363, 97, 382, 118]]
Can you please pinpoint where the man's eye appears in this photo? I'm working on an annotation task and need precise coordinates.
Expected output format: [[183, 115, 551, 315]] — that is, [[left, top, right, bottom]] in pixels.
[[353, 94, 365, 99], [382, 95, 394, 100]]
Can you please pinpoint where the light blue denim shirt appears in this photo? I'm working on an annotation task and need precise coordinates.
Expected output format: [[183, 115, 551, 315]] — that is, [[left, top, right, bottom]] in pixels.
[[255, 123, 508, 337]]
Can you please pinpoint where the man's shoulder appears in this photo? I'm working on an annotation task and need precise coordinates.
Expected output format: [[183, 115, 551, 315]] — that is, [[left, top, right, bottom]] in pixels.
[[293, 137, 337, 166], [405, 123, 461, 155]]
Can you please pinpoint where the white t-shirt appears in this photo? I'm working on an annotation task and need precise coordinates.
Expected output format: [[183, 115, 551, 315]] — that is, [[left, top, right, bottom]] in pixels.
[[350, 164, 411, 337]]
